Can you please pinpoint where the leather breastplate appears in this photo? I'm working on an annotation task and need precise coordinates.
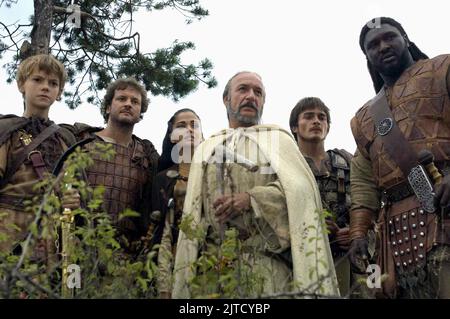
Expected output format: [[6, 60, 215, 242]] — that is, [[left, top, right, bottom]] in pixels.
[[84, 137, 150, 223], [351, 55, 450, 190]]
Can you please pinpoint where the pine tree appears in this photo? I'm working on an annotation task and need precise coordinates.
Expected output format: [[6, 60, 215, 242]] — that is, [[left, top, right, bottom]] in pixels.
[[0, 0, 217, 109]]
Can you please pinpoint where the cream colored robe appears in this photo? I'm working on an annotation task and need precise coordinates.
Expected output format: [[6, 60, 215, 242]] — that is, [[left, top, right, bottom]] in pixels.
[[172, 125, 339, 298]]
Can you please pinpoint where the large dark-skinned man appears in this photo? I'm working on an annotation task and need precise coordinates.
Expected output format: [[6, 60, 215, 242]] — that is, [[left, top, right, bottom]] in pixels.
[[349, 17, 450, 298]]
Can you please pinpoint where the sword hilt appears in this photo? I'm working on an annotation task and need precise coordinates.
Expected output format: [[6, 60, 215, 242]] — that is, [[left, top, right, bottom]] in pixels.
[[418, 150, 442, 185]]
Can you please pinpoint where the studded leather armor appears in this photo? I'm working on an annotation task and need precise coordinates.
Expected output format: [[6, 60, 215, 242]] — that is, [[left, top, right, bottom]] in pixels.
[[350, 55, 450, 275]]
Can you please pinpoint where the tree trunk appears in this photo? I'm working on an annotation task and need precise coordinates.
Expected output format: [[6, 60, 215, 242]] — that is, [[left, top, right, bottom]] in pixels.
[[30, 0, 53, 56]]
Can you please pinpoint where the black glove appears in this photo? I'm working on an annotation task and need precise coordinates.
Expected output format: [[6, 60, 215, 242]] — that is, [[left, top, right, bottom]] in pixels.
[[349, 237, 369, 274]]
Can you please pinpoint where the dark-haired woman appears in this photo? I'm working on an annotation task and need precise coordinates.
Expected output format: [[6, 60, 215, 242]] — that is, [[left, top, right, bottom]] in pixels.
[[151, 108, 203, 298]]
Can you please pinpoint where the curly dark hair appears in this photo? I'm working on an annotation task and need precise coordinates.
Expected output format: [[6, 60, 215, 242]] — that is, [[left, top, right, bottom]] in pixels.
[[100, 77, 149, 123]]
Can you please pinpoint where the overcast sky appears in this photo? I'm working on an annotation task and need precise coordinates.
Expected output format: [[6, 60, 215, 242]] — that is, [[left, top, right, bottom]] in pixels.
[[1, 0, 450, 154]]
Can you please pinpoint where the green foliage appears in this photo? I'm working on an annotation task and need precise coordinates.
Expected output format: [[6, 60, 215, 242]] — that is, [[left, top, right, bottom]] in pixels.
[[190, 228, 264, 298], [0, 142, 158, 298], [0, 0, 216, 109], [178, 213, 205, 241], [179, 216, 265, 298], [177, 204, 343, 299]]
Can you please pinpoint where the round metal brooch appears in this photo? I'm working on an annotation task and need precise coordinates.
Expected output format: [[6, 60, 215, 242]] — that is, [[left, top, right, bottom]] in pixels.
[[377, 117, 393, 136]]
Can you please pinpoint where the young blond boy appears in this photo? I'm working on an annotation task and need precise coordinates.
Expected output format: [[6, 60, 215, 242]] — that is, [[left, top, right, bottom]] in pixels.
[[0, 54, 76, 261]]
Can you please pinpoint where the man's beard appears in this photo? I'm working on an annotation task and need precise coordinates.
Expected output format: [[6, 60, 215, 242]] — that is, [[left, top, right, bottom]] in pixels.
[[110, 111, 140, 128], [377, 48, 412, 78], [227, 102, 262, 126]]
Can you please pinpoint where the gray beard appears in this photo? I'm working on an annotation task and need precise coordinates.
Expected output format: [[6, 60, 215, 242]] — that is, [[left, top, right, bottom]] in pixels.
[[226, 103, 262, 126]]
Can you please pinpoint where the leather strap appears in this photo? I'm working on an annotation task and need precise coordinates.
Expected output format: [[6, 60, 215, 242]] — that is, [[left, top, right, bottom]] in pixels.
[[369, 88, 419, 179], [28, 150, 47, 180], [349, 209, 373, 240], [384, 181, 415, 202], [0, 123, 60, 188], [0, 193, 28, 209]]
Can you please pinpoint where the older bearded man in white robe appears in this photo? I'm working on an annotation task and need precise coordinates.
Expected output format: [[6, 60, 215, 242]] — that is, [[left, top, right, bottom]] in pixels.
[[172, 71, 339, 298]]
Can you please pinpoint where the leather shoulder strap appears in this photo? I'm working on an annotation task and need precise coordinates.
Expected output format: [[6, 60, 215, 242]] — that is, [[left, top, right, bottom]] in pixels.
[[369, 88, 418, 178], [0, 124, 60, 189]]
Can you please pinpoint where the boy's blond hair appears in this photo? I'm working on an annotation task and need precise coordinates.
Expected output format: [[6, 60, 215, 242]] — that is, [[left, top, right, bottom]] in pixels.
[[16, 54, 67, 96]]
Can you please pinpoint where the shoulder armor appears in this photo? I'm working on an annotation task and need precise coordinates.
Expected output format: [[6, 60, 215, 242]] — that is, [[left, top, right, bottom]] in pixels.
[[0, 115, 28, 147], [60, 122, 103, 140], [328, 149, 352, 170]]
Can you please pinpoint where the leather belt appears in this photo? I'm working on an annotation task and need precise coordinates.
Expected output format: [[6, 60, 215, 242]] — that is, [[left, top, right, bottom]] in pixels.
[[0, 194, 29, 210], [384, 182, 415, 203], [384, 162, 450, 204]]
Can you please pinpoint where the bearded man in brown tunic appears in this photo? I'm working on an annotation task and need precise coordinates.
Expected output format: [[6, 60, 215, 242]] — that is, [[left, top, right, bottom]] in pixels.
[[66, 78, 159, 258], [349, 17, 450, 298]]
